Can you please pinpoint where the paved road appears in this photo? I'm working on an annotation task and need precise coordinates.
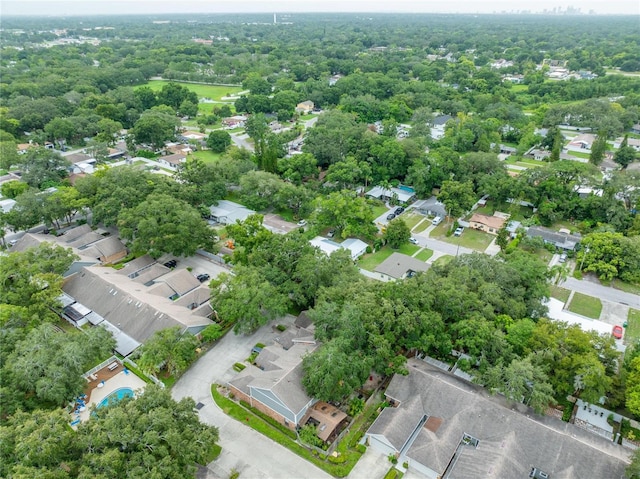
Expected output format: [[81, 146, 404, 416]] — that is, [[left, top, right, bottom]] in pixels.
[[172, 318, 332, 479], [562, 277, 640, 309]]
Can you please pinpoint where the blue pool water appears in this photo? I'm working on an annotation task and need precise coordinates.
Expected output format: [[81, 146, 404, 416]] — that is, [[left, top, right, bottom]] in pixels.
[[398, 185, 415, 193], [97, 387, 133, 408]]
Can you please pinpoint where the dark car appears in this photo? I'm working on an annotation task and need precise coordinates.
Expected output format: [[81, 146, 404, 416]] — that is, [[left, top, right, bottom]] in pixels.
[[394, 207, 405, 215], [386, 213, 396, 220], [163, 259, 177, 268], [196, 273, 210, 282]]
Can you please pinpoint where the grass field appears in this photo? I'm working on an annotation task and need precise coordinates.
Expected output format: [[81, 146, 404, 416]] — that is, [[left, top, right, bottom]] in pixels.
[[359, 243, 422, 271], [191, 150, 223, 164], [398, 211, 425, 231], [139, 80, 244, 101], [431, 223, 494, 252], [567, 292, 602, 319], [626, 309, 640, 344], [414, 248, 434, 262], [550, 286, 571, 303], [472, 200, 534, 222], [412, 219, 431, 234], [567, 150, 590, 160], [433, 255, 454, 267]]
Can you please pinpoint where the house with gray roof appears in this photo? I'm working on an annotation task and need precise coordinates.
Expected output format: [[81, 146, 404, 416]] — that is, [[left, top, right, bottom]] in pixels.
[[62, 265, 213, 348], [209, 200, 256, 225], [526, 226, 582, 251], [366, 358, 629, 479], [228, 340, 318, 431], [374, 252, 430, 281]]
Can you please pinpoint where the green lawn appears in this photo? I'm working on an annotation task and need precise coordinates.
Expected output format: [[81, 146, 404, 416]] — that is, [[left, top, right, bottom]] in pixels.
[[472, 200, 534, 222], [414, 248, 434, 262], [431, 224, 494, 252], [397, 243, 421, 256], [550, 286, 571, 303], [504, 157, 544, 168], [567, 292, 602, 319], [358, 247, 395, 271], [398, 211, 425, 231], [413, 219, 431, 233], [567, 150, 590, 160], [139, 80, 243, 101], [191, 150, 223, 164], [611, 279, 640, 296], [626, 309, 640, 344], [433, 255, 454, 267], [370, 202, 389, 219]]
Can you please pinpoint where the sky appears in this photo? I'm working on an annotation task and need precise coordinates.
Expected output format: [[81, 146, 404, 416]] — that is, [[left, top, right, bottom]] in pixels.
[[1, 0, 639, 16]]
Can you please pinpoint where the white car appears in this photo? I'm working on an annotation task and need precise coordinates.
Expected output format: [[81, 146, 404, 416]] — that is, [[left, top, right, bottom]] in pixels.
[[409, 237, 419, 245], [297, 219, 307, 227], [454, 227, 464, 237]]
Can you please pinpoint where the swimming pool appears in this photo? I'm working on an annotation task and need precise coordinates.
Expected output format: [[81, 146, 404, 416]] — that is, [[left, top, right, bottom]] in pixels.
[[96, 387, 134, 408]]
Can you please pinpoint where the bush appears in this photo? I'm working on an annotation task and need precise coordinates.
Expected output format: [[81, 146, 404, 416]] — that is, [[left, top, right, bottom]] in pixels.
[[200, 323, 223, 343], [276, 324, 287, 332], [355, 444, 367, 453], [233, 362, 246, 372], [384, 469, 398, 479]]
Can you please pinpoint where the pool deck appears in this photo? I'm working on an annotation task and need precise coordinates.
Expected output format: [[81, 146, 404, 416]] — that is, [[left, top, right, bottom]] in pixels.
[[75, 367, 146, 423]]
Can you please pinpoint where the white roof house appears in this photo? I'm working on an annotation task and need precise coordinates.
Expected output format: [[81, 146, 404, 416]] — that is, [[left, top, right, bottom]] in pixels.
[[366, 185, 416, 204], [310, 236, 368, 260], [209, 200, 256, 225]]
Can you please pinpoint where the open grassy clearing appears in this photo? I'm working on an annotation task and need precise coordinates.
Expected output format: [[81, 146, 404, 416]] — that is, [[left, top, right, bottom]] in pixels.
[[358, 243, 420, 271], [566, 150, 590, 159], [412, 220, 431, 234], [139, 80, 243, 101], [567, 292, 602, 319], [472, 200, 534, 222], [550, 286, 571, 303], [414, 248, 434, 262], [191, 150, 223, 164], [432, 255, 454, 267], [625, 309, 640, 344], [398, 211, 425, 230], [431, 224, 494, 252]]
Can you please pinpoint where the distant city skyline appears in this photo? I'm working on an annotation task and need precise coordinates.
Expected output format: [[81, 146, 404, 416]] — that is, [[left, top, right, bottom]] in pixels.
[[2, 0, 638, 16]]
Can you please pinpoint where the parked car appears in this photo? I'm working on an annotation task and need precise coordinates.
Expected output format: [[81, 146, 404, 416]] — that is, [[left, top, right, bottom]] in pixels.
[[297, 219, 307, 227], [558, 253, 567, 263], [394, 207, 404, 215], [432, 216, 443, 226], [327, 229, 336, 238], [387, 213, 396, 221], [612, 325, 623, 339], [163, 259, 177, 268], [196, 273, 210, 283], [454, 227, 464, 237], [409, 237, 419, 245]]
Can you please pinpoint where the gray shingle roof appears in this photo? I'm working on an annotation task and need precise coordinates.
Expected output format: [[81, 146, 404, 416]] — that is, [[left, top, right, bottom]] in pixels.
[[374, 252, 430, 279], [527, 226, 581, 250], [62, 266, 211, 343], [370, 359, 629, 478]]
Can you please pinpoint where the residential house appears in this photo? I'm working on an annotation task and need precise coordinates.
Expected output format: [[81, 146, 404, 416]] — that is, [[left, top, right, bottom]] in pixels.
[[14, 224, 128, 265], [365, 358, 628, 479], [165, 142, 193, 155], [416, 196, 447, 219], [0, 198, 16, 214], [497, 144, 517, 156], [209, 200, 256, 225], [310, 236, 368, 260], [526, 226, 582, 251], [62, 261, 213, 353], [505, 220, 522, 239], [17, 143, 36, 154], [374, 252, 430, 281], [430, 115, 453, 140], [157, 152, 187, 170], [567, 133, 596, 150], [228, 340, 318, 432], [468, 213, 506, 235], [489, 59, 514, 69], [631, 124, 640, 135], [525, 148, 551, 161], [181, 131, 207, 141], [295, 100, 315, 114], [328, 74, 343, 86], [366, 185, 416, 204], [222, 115, 247, 129], [613, 137, 640, 152]]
